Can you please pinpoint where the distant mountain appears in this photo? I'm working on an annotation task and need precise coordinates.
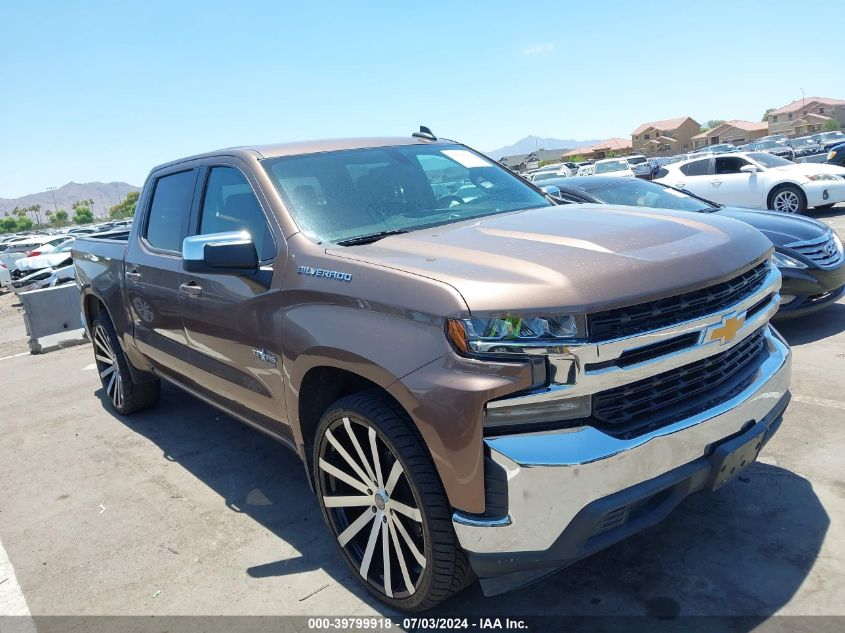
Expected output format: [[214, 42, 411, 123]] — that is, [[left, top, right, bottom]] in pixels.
[[486, 135, 602, 160], [0, 181, 141, 222]]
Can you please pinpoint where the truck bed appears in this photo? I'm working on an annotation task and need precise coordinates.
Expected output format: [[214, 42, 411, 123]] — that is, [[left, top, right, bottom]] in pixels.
[[72, 230, 130, 333]]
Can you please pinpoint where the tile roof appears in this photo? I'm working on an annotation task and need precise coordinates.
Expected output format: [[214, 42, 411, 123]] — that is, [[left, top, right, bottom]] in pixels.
[[561, 138, 632, 157], [631, 117, 693, 135], [771, 97, 845, 115], [691, 119, 768, 139]]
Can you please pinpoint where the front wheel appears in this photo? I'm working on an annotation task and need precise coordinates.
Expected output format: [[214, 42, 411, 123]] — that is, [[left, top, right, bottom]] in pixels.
[[769, 185, 807, 214], [313, 392, 472, 611]]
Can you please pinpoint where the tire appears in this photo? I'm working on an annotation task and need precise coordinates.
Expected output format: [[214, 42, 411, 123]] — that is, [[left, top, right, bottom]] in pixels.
[[768, 185, 807, 214], [313, 391, 472, 611], [91, 312, 161, 415], [814, 203, 835, 211]]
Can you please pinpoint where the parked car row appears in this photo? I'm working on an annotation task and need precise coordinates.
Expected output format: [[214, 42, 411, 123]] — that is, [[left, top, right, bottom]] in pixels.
[[0, 236, 78, 293], [688, 131, 845, 162], [654, 152, 845, 214], [0, 219, 133, 292]]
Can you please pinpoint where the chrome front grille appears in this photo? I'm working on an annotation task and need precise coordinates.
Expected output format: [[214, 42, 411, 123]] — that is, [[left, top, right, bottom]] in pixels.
[[785, 234, 843, 269], [591, 328, 767, 438], [588, 260, 770, 341]]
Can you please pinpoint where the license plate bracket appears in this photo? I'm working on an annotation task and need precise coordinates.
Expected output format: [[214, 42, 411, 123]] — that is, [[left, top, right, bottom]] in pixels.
[[708, 422, 768, 491]]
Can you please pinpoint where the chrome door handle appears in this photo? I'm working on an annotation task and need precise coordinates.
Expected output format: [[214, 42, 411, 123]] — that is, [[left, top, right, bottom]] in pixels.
[[125, 271, 141, 282], [180, 282, 202, 296], [711, 180, 722, 186]]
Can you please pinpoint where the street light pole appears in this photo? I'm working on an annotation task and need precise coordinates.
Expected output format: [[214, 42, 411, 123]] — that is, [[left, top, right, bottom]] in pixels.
[[46, 186, 58, 213]]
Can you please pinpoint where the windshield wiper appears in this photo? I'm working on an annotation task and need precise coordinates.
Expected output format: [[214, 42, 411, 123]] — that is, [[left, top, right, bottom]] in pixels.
[[336, 229, 410, 246]]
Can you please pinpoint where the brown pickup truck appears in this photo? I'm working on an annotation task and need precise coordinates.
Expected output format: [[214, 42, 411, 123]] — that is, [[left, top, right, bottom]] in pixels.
[[73, 130, 791, 611]]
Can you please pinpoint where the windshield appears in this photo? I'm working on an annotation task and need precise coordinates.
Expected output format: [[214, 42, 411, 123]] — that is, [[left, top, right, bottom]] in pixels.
[[594, 160, 629, 174], [532, 171, 563, 182], [579, 179, 714, 213], [754, 140, 787, 149], [822, 131, 845, 140], [747, 152, 793, 168], [262, 144, 551, 244], [54, 240, 75, 253], [626, 156, 647, 165]]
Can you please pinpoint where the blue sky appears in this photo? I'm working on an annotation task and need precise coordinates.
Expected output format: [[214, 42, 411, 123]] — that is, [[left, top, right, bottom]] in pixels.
[[1, 0, 843, 197]]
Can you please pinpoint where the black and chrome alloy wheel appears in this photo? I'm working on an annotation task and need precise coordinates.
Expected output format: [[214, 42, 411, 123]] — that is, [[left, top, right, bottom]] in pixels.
[[89, 312, 160, 416], [317, 414, 427, 599], [93, 321, 124, 409]]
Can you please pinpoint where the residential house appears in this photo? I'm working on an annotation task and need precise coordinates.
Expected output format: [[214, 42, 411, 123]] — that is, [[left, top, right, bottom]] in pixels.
[[631, 116, 701, 156], [498, 149, 569, 171], [767, 97, 845, 137], [691, 120, 768, 148], [560, 138, 633, 161]]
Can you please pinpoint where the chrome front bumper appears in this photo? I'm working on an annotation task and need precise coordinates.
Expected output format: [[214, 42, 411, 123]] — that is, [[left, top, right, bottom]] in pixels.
[[453, 326, 791, 574]]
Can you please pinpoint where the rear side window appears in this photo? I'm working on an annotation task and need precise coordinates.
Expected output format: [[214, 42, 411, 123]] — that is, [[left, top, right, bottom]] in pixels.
[[199, 167, 275, 261], [679, 159, 711, 177], [145, 170, 197, 252]]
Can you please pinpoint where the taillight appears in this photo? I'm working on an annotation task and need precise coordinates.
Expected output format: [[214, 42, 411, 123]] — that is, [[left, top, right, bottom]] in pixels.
[[27, 250, 41, 256]]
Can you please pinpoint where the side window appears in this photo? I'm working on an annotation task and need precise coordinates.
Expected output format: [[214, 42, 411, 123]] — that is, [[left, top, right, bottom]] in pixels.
[[680, 159, 710, 177], [714, 157, 750, 175], [145, 170, 196, 252], [199, 166, 275, 261]]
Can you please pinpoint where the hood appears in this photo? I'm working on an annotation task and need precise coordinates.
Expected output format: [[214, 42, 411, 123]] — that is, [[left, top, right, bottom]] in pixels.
[[714, 206, 830, 247], [771, 162, 845, 178], [16, 252, 72, 272], [327, 204, 773, 314]]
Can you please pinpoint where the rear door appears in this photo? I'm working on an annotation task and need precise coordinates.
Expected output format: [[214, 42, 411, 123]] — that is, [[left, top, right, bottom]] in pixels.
[[709, 156, 764, 208], [670, 157, 712, 197], [179, 160, 290, 437], [124, 167, 199, 375]]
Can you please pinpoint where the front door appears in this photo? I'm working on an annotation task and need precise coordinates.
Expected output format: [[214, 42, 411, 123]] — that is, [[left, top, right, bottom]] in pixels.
[[179, 162, 290, 437], [709, 156, 764, 208], [124, 168, 198, 376]]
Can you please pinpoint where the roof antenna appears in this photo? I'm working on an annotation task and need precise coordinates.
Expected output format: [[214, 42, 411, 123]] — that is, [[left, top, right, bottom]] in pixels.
[[412, 126, 437, 141]]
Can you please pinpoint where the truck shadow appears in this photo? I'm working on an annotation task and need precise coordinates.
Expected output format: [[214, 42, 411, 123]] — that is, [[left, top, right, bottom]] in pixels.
[[432, 461, 829, 621], [96, 385, 828, 622]]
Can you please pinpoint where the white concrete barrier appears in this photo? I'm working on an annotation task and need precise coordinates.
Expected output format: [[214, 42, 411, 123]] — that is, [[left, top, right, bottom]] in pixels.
[[18, 284, 85, 354]]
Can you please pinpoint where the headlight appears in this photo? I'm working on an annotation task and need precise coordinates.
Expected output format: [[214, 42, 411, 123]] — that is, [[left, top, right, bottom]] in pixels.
[[829, 150, 838, 160], [806, 174, 838, 181], [446, 314, 583, 355], [833, 231, 843, 255], [772, 252, 808, 269]]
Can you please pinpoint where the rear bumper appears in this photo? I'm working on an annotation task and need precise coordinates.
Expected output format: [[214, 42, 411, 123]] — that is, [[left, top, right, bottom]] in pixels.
[[453, 326, 791, 578]]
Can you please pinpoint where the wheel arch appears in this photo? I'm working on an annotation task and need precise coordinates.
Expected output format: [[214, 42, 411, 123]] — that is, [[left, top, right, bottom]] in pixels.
[[292, 356, 410, 472], [81, 287, 156, 381], [767, 181, 807, 209]]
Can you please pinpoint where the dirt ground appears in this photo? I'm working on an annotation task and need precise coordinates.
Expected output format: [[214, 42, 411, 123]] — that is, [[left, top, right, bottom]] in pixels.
[[0, 289, 29, 357]]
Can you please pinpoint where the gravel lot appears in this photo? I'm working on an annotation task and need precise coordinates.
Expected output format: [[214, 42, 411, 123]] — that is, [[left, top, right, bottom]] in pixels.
[[1, 207, 844, 626]]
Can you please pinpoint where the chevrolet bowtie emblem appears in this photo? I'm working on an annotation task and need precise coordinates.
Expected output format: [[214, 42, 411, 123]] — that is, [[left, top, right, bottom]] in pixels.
[[708, 314, 745, 345]]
